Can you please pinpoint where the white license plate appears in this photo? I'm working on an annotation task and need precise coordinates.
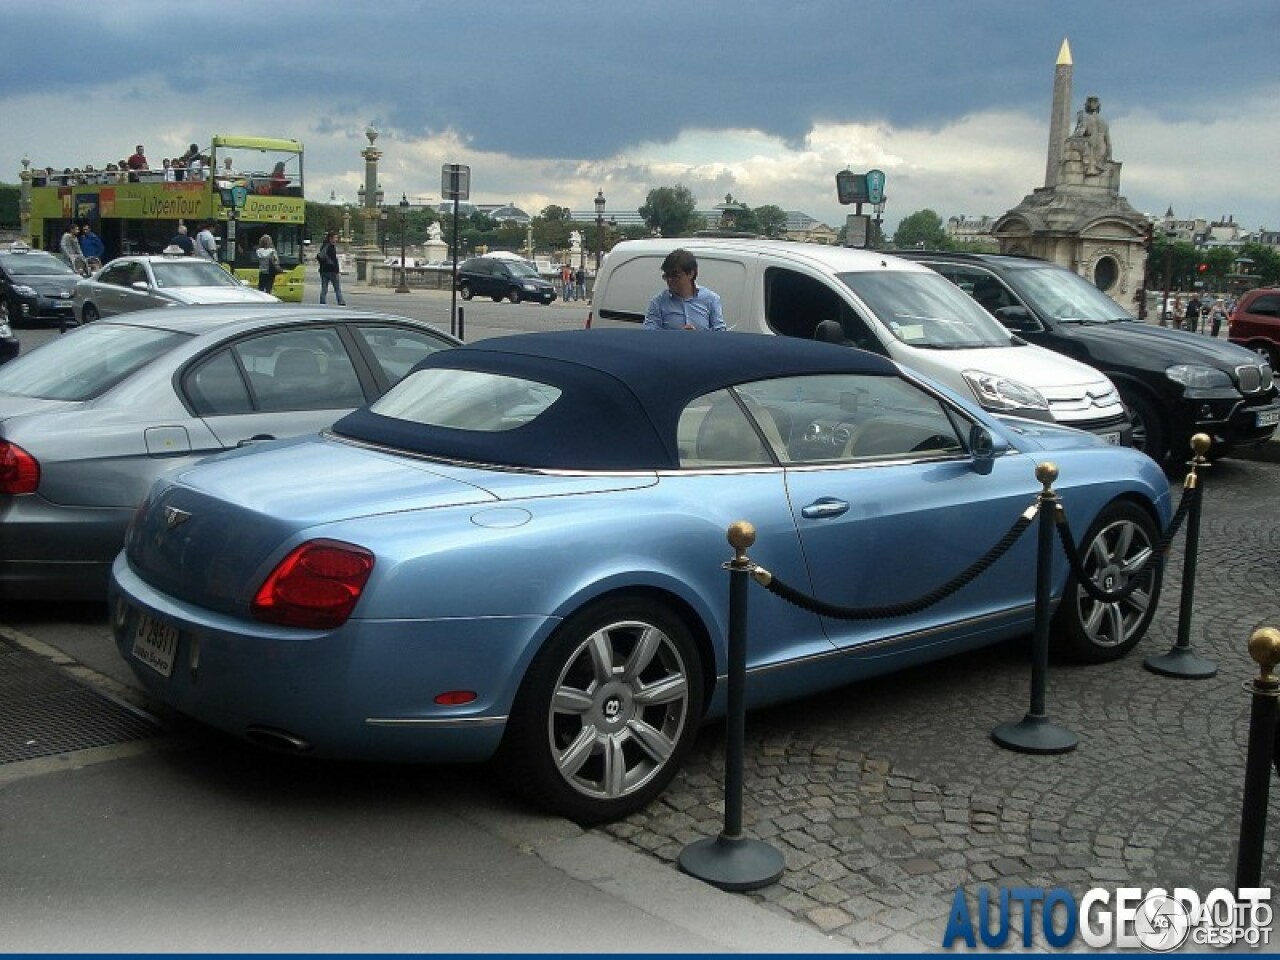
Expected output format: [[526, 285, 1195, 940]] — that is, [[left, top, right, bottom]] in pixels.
[[1101, 432, 1121, 445], [1257, 409, 1280, 428], [132, 613, 178, 678]]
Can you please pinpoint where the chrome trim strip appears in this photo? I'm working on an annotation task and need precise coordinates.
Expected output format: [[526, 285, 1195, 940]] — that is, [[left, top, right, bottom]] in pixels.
[[734, 602, 1038, 682], [364, 715, 509, 728]]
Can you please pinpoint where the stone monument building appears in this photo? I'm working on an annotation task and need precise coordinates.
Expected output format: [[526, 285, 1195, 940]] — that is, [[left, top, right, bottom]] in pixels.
[[992, 40, 1150, 315]]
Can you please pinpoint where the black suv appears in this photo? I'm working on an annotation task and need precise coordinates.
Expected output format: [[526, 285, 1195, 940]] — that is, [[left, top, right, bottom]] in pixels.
[[0, 245, 80, 331], [456, 256, 556, 305], [901, 251, 1280, 464]]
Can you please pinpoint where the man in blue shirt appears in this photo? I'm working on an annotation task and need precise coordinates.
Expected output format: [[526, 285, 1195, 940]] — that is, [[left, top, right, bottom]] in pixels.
[[643, 249, 726, 331]]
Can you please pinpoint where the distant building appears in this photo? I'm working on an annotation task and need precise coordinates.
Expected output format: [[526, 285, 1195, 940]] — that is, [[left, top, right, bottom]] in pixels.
[[946, 215, 997, 246], [488, 203, 532, 225], [784, 211, 837, 244]]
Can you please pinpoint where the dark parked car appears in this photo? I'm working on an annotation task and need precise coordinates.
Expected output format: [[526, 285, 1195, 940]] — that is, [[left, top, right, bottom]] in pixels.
[[901, 251, 1280, 464], [0, 243, 79, 330], [456, 255, 557, 305], [0, 315, 17, 365], [1229, 287, 1280, 368]]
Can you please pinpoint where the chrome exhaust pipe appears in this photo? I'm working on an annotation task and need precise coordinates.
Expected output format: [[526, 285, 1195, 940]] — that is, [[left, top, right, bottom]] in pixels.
[[245, 726, 312, 752]]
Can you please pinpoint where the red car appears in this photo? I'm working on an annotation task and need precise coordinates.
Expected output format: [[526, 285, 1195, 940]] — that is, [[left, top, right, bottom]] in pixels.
[[1229, 288, 1280, 368]]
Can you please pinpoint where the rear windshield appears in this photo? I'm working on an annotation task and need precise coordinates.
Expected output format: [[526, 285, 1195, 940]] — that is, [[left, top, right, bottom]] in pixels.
[[0, 252, 77, 277], [151, 260, 240, 289], [370, 368, 561, 432], [0, 324, 189, 401], [838, 270, 1013, 349], [1008, 263, 1135, 323]]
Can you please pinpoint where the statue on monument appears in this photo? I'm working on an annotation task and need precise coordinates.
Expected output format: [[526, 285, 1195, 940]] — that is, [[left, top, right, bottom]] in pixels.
[[569, 230, 583, 253], [427, 221, 443, 242], [1068, 96, 1111, 176]]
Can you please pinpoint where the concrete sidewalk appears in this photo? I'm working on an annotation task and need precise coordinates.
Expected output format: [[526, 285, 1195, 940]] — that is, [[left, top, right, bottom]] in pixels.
[[0, 628, 848, 954]]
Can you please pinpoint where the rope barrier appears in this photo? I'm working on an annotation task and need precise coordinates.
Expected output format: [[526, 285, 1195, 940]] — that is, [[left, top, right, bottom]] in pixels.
[[753, 505, 1038, 621]]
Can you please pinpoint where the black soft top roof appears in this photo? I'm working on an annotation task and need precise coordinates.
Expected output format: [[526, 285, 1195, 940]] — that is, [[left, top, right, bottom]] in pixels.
[[334, 328, 899, 470]]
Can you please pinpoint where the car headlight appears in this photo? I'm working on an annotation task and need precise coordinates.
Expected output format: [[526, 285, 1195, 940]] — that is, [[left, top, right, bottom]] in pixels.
[[1166, 364, 1232, 389], [962, 370, 1049, 411], [0, 321, 12, 337], [11, 284, 38, 298], [522, 282, 538, 290]]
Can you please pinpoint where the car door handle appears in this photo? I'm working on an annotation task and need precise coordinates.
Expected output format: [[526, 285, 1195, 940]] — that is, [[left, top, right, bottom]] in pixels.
[[801, 498, 849, 519], [237, 434, 276, 447]]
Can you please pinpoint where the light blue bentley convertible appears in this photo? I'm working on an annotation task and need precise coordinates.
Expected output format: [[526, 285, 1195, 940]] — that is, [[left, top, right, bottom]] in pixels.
[[111, 329, 1171, 822]]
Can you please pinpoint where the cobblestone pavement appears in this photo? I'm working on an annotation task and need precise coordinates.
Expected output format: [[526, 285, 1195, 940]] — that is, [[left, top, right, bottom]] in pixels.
[[595, 455, 1280, 952]]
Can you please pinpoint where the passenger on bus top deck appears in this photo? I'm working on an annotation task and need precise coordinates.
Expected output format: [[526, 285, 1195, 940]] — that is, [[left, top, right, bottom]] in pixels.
[[270, 162, 288, 193], [127, 146, 148, 170]]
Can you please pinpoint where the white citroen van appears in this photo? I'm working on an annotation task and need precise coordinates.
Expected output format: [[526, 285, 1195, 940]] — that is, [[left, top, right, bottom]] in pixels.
[[591, 238, 1130, 441]]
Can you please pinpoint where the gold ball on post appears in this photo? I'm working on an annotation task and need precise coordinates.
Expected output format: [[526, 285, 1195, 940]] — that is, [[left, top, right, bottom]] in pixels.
[[1191, 433, 1212, 458], [1035, 461, 1059, 492], [1247, 627, 1280, 686], [727, 520, 756, 552]]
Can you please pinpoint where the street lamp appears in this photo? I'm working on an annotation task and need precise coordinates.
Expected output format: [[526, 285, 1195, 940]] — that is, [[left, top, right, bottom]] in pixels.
[[594, 189, 606, 273], [1161, 220, 1177, 327], [395, 193, 411, 293]]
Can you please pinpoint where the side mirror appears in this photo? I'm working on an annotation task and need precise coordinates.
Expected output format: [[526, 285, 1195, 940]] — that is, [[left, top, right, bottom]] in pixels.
[[969, 424, 1007, 475], [132, 281, 151, 292], [994, 305, 1037, 332]]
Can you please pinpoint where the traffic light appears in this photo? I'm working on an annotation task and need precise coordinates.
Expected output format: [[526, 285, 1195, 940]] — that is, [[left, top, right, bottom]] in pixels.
[[1198, 263, 1208, 273]]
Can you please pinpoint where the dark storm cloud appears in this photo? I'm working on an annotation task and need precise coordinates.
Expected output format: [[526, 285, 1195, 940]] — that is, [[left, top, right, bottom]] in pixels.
[[5, 0, 1274, 162]]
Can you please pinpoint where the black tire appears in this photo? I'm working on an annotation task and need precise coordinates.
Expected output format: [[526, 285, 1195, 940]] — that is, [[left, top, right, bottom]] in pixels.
[[80, 303, 100, 324], [1122, 390, 1167, 464], [458, 282, 473, 301], [500, 596, 704, 824], [490, 293, 504, 302], [507, 287, 521, 304], [1051, 500, 1162, 663]]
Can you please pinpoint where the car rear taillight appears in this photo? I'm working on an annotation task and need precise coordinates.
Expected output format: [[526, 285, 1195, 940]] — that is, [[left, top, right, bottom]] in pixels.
[[0, 440, 40, 494], [251, 539, 375, 629]]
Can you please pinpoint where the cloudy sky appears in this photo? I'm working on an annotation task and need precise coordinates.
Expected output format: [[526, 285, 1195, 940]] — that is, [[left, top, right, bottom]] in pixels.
[[4, 0, 1278, 235]]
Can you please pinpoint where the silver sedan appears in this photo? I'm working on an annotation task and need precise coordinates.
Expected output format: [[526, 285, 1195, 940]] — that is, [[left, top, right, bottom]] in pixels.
[[0, 305, 459, 600], [74, 254, 279, 324]]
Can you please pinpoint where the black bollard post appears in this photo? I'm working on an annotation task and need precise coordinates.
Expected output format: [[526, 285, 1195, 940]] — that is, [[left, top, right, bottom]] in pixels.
[[993, 462, 1079, 754], [1145, 433, 1217, 679], [679, 521, 784, 892], [1235, 627, 1280, 889], [457, 305, 465, 342]]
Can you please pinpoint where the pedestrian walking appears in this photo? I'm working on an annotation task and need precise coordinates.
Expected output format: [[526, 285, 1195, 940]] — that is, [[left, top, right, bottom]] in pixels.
[[195, 222, 218, 261], [561, 263, 574, 301], [168, 224, 195, 256], [575, 266, 587, 303], [256, 235, 281, 294], [59, 222, 83, 269], [1183, 294, 1202, 334], [78, 224, 104, 265], [317, 231, 346, 305], [1207, 298, 1228, 338], [643, 248, 726, 331]]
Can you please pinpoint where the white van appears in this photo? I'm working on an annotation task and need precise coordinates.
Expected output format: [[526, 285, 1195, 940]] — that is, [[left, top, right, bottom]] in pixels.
[[591, 238, 1130, 441]]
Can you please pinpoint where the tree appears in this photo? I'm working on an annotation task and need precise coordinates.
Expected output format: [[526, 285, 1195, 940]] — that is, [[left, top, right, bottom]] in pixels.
[[892, 209, 947, 250], [639, 185, 698, 238], [754, 204, 788, 239]]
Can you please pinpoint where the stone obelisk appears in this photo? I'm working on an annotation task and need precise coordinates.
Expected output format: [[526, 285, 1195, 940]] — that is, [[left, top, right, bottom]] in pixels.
[[1043, 38, 1073, 189]]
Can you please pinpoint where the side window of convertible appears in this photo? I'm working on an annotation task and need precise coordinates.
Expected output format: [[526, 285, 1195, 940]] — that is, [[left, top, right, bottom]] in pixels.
[[734, 374, 966, 464], [678, 389, 774, 468]]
